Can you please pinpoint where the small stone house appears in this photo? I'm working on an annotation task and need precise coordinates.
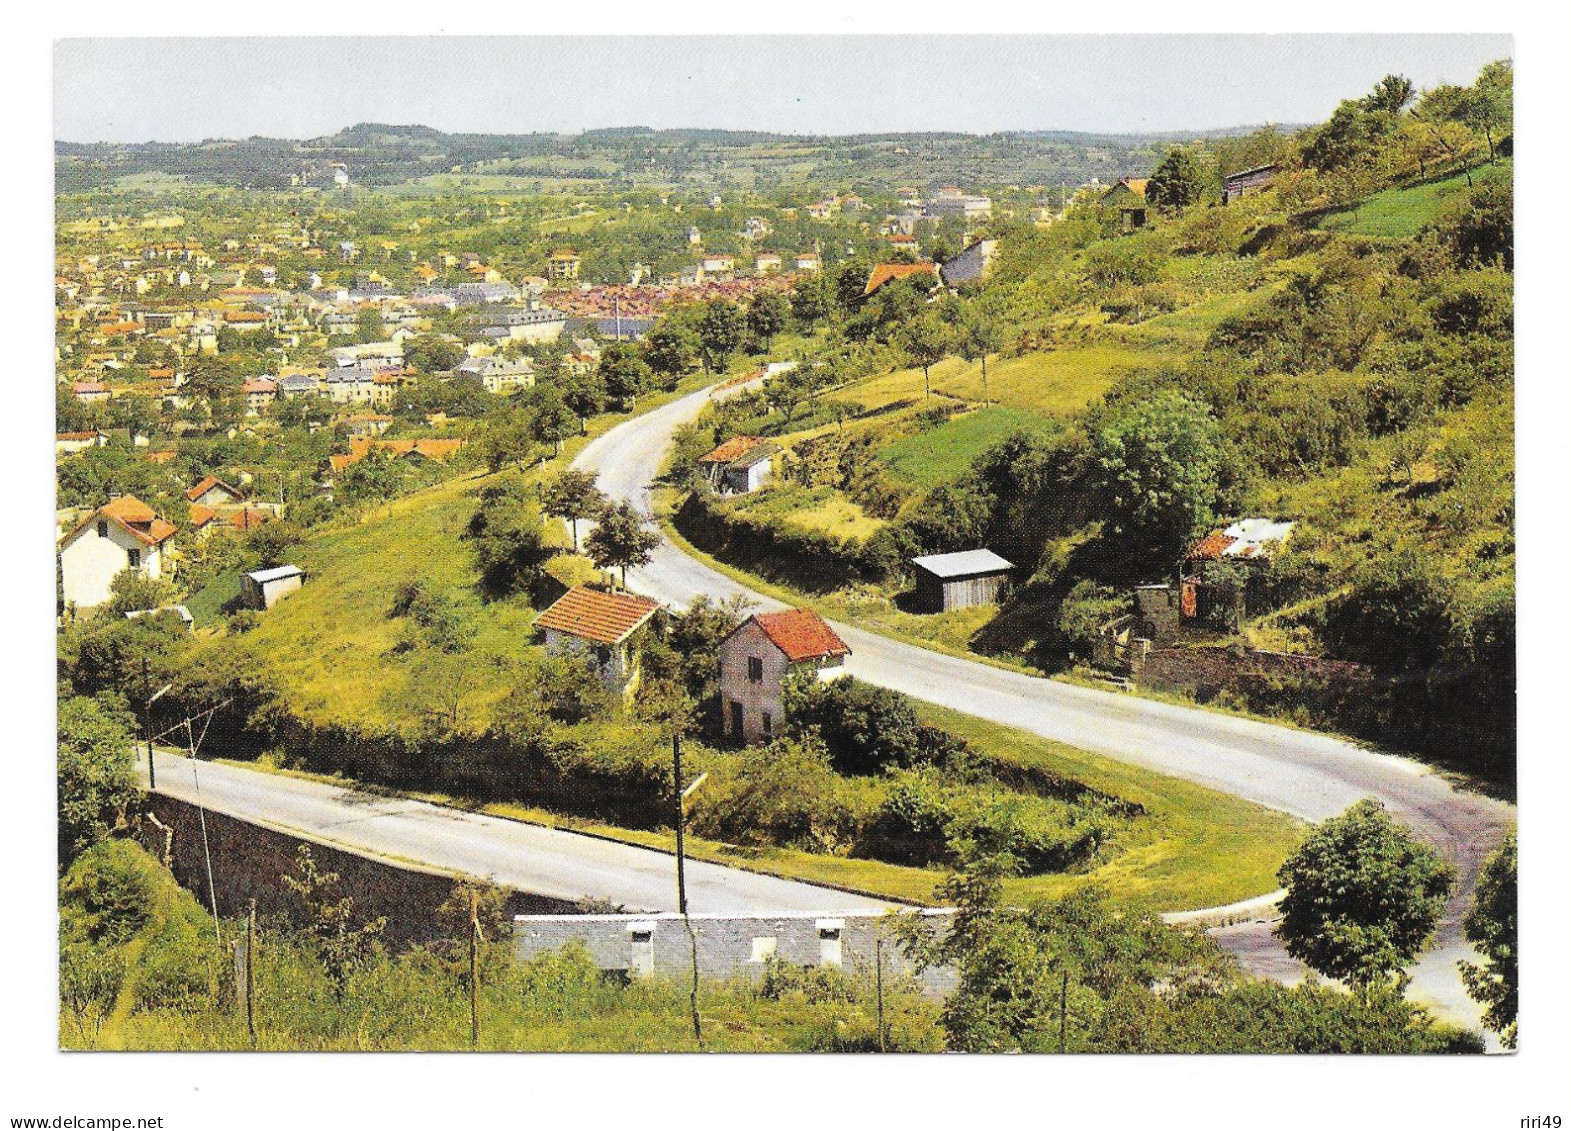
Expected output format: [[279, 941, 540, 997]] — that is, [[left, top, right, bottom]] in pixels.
[[534, 584, 661, 696], [909, 549, 1014, 613], [717, 608, 851, 743], [185, 475, 245, 509], [58, 495, 177, 610], [697, 436, 779, 495]]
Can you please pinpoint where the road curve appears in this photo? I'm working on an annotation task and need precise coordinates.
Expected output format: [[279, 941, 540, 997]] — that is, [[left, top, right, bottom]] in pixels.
[[144, 751, 894, 917], [574, 380, 1517, 1031]]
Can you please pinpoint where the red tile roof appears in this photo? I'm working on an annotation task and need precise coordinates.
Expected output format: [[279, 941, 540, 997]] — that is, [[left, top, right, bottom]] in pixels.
[[64, 495, 177, 548], [184, 474, 242, 502], [534, 585, 660, 645], [751, 608, 850, 663], [863, 262, 938, 296], [1187, 531, 1238, 560], [698, 435, 762, 464]]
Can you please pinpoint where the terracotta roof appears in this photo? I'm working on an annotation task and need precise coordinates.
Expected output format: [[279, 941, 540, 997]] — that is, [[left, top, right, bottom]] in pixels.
[[56, 431, 97, 442], [698, 435, 763, 464], [226, 507, 270, 531], [72, 381, 108, 394], [750, 608, 850, 663], [64, 495, 177, 548], [102, 495, 156, 524], [242, 378, 278, 394], [1187, 531, 1238, 560], [188, 504, 220, 527], [147, 451, 177, 464], [534, 585, 660, 645], [863, 262, 938, 296], [185, 474, 242, 502]]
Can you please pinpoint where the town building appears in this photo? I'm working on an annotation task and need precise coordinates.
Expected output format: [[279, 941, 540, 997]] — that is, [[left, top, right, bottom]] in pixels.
[[534, 585, 662, 696], [717, 608, 850, 743], [58, 495, 177, 610], [546, 249, 581, 282], [909, 549, 1014, 613]]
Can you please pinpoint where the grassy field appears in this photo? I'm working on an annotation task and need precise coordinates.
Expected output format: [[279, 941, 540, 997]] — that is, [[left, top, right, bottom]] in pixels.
[[876, 405, 1051, 487], [846, 342, 1170, 418], [725, 483, 886, 541], [1314, 161, 1508, 238]]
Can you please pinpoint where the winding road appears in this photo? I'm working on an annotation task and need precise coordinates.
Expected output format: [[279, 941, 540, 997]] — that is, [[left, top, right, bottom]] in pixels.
[[573, 379, 1517, 1031]]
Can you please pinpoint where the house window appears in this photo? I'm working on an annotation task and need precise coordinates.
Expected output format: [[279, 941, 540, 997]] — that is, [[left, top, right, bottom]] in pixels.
[[127, 549, 141, 569], [747, 656, 764, 682], [97, 520, 108, 539], [762, 711, 773, 737]]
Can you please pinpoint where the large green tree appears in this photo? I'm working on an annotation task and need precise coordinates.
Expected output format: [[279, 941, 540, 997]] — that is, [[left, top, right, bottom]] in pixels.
[[897, 314, 953, 400], [1091, 389, 1222, 550], [584, 500, 661, 588], [1276, 798, 1454, 989], [58, 696, 138, 867], [1146, 146, 1210, 213], [539, 468, 606, 553], [697, 299, 745, 373]]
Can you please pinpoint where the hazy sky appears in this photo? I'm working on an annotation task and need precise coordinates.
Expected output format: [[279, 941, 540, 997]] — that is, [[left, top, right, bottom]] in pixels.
[[55, 35, 1511, 143]]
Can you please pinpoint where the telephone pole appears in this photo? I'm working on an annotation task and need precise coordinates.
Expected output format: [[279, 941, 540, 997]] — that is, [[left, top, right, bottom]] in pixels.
[[469, 888, 481, 1049], [672, 732, 703, 1049], [245, 900, 257, 1049], [142, 658, 155, 791]]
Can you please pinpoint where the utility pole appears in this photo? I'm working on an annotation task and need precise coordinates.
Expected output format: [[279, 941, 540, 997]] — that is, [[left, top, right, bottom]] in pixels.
[[672, 732, 703, 1049], [245, 900, 257, 1049], [875, 937, 886, 1053], [469, 888, 481, 1049], [142, 658, 155, 791]]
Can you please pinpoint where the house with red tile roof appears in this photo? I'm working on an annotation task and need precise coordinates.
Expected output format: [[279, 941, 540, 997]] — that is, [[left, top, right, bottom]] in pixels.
[[58, 495, 177, 610], [863, 261, 939, 297], [534, 584, 662, 695], [717, 608, 851, 742], [697, 435, 778, 494], [185, 475, 245, 507]]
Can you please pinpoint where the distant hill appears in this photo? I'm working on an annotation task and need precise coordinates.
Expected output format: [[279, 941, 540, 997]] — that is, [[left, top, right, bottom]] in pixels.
[[54, 121, 1281, 195]]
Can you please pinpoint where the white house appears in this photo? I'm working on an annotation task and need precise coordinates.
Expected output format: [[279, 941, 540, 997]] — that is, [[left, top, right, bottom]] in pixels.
[[717, 608, 850, 743], [58, 495, 177, 610], [534, 585, 661, 696]]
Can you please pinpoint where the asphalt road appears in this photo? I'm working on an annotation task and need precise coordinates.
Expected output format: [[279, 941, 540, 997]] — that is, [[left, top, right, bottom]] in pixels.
[[573, 380, 1517, 1031], [143, 751, 893, 917]]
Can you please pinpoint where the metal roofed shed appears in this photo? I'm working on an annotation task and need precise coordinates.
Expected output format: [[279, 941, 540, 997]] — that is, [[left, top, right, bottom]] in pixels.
[[909, 549, 1014, 613], [241, 564, 306, 610]]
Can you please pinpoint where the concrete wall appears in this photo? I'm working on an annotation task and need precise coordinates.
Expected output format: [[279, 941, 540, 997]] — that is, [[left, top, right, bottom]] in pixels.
[[514, 910, 958, 996], [138, 794, 576, 950]]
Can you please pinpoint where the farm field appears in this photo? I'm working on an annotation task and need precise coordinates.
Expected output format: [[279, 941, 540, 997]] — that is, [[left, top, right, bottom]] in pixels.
[[1313, 160, 1510, 238]]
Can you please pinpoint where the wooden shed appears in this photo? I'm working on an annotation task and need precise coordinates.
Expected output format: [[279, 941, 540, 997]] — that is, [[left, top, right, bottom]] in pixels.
[[909, 549, 1014, 613]]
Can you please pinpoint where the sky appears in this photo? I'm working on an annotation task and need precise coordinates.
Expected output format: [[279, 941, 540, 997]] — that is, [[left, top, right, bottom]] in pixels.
[[54, 34, 1511, 143]]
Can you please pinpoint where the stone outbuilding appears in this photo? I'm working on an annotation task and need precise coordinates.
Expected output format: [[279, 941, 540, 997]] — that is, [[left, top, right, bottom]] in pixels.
[[534, 584, 661, 696], [717, 607, 850, 743], [909, 549, 1014, 613], [697, 435, 779, 495], [241, 564, 305, 610]]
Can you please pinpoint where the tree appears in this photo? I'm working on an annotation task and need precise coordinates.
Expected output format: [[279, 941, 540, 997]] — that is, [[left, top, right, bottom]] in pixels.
[[101, 568, 178, 618], [697, 299, 745, 373], [790, 273, 834, 324], [1468, 60, 1513, 161], [58, 696, 138, 867], [584, 500, 661, 588], [1460, 831, 1517, 1046], [354, 306, 384, 344], [897, 314, 952, 400], [561, 368, 606, 434], [1360, 73, 1416, 115], [1146, 146, 1209, 214], [745, 289, 791, 351], [281, 845, 387, 1000], [598, 343, 652, 408], [539, 468, 606, 553], [1276, 799, 1454, 990], [478, 408, 545, 474], [643, 324, 698, 387], [530, 386, 577, 455], [402, 335, 464, 375], [956, 307, 1005, 404], [1091, 390, 1222, 549]]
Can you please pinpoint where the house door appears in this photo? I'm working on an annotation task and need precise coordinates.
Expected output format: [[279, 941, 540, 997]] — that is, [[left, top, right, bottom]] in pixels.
[[730, 700, 744, 737]]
